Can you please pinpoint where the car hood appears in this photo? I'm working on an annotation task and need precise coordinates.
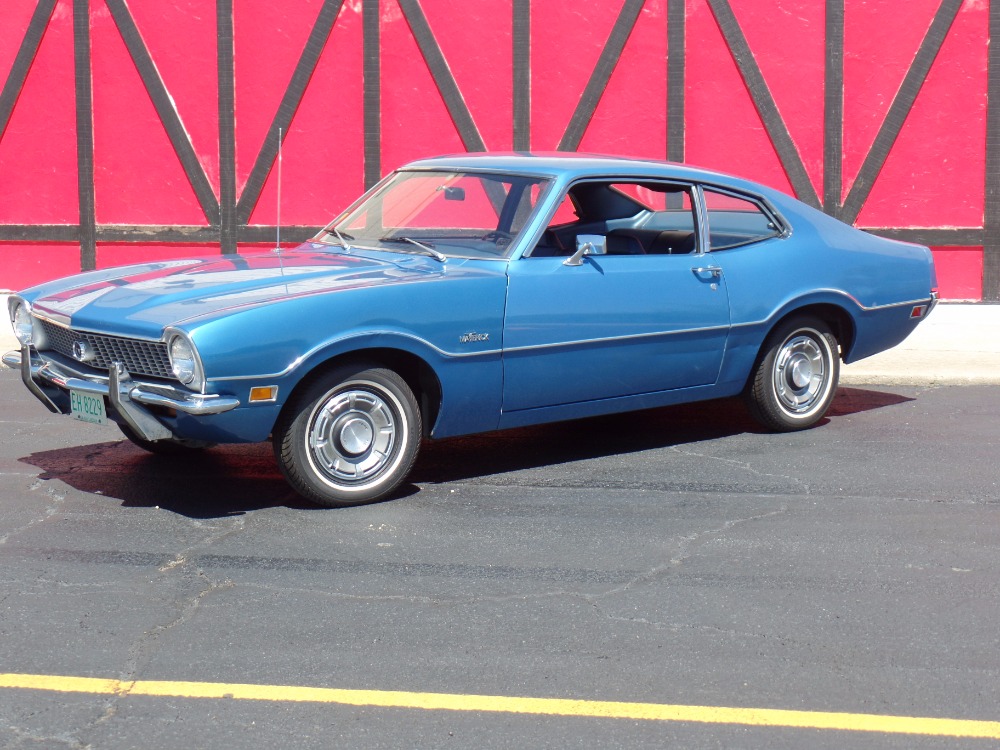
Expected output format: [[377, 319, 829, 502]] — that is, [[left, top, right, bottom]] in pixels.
[[28, 247, 463, 338]]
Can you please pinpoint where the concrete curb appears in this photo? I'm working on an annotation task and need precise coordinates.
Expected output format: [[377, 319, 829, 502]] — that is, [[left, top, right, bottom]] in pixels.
[[1, 293, 997, 385]]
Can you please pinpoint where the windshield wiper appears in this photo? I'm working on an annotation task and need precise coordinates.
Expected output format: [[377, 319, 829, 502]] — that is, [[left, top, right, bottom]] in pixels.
[[321, 226, 354, 251], [379, 236, 446, 262]]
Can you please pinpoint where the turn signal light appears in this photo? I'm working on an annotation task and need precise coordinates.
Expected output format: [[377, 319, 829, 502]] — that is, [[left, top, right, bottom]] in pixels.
[[249, 386, 278, 403]]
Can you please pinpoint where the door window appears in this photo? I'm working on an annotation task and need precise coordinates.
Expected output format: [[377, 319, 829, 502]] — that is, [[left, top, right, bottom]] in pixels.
[[531, 181, 698, 257]]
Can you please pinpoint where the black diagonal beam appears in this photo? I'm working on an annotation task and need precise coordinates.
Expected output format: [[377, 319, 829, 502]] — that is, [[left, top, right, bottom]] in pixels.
[[840, 0, 962, 224], [397, 0, 486, 152], [558, 0, 643, 152], [218, 0, 237, 253], [667, 0, 685, 163], [236, 0, 344, 224], [985, 0, 1000, 301], [513, 0, 531, 151], [707, 0, 819, 208], [73, 0, 96, 271], [106, 0, 219, 224], [823, 0, 844, 216], [0, 0, 56, 140]]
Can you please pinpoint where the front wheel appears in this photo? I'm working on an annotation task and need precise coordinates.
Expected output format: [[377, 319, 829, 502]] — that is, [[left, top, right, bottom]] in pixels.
[[745, 317, 840, 432], [273, 364, 422, 507]]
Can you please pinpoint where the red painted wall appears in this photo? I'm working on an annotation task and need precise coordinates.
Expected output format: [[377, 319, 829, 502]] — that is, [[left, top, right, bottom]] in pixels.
[[0, 0, 989, 298]]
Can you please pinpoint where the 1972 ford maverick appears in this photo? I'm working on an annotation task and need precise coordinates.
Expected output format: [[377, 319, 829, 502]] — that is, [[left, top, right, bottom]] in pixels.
[[5, 154, 937, 506]]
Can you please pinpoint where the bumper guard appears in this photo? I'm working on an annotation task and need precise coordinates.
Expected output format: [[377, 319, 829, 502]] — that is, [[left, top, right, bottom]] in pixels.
[[3, 345, 240, 442]]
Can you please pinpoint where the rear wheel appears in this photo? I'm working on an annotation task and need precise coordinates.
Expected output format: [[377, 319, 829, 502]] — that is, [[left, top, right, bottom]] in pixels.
[[745, 316, 840, 431], [117, 423, 215, 455], [273, 364, 421, 507]]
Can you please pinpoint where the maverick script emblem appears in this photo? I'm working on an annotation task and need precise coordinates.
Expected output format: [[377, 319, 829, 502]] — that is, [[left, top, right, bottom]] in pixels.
[[459, 332, 489, 344]]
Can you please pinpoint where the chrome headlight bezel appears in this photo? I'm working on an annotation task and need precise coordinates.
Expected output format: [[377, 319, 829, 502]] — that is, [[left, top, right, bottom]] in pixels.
[[11, 299, 34, 346], [165, 329, 205, 392]]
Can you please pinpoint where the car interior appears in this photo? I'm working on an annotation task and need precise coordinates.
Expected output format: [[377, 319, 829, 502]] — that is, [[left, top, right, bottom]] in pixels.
[[530, 181, 782, 257]]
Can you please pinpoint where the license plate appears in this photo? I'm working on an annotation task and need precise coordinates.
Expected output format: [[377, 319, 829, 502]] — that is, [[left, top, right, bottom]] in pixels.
[[70, 389, 108, 426]]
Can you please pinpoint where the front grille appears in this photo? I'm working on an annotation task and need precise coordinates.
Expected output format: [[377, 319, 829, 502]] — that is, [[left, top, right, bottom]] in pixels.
[[38, 318, 175, 381]]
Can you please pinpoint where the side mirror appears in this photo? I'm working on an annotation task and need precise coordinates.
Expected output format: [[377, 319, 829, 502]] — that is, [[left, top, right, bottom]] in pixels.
[[563, 234, 607, 266]]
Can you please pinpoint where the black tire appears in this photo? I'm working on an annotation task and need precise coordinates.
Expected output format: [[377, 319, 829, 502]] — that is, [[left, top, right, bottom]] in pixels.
[[117, 423, 215, 455], [273, 364, 422, 507], [745, 316, 840, 432]]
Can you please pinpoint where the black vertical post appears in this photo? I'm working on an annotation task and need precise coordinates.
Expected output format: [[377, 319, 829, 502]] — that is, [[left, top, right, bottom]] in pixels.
[[823, 0, 844, 218], [217, 0, 237, 254], [513, 0, 530, 151], [985, 0, 1000, 301], [73, 0, 96, 271], [363, 0, 381, 188], [667, 0, 685, 165]]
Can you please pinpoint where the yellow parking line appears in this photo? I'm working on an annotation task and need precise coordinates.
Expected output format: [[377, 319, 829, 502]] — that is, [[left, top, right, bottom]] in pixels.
[[2, 672, 999, 739]]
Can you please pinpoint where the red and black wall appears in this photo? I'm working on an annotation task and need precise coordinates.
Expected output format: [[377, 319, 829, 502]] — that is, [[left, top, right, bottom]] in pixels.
[[0, 0, 995, 299]]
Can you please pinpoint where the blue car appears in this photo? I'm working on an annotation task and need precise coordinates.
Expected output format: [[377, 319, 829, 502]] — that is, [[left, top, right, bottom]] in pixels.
[[5, 154, 937, 506]]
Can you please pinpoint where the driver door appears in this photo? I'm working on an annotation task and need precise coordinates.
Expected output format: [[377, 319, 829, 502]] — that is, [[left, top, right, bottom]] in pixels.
[[501, 181, 731, 415]]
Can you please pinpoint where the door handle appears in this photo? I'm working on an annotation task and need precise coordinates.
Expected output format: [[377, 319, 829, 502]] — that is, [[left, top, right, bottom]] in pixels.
[[692, 265, 722, 279]]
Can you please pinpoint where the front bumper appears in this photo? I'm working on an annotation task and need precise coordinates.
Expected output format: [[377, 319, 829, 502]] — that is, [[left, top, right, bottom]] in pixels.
[[3, 345, 241, 442]]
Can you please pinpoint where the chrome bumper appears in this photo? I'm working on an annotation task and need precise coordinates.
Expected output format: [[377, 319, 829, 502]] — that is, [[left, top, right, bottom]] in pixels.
[[3, 345, 240, 442], [929, 290, 940, 315]]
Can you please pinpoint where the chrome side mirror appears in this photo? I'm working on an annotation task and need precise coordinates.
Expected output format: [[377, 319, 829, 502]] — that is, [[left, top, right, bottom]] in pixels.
[[563, 234, 607, 266]]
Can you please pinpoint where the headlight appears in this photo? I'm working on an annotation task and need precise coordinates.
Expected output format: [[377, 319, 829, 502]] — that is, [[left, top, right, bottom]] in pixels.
[[168, 334, 202, 387], [12, 302, 33, 346]]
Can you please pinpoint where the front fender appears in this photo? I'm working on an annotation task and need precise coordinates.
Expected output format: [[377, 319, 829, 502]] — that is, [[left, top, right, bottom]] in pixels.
[[281, 331, 504, 438], [184, 277, 507, 439]]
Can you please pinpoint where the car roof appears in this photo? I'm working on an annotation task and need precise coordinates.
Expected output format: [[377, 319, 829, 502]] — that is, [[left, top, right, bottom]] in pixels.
[[403, 152, 770, 194]]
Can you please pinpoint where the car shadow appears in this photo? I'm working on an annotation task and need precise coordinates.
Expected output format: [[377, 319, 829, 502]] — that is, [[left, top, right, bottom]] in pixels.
[[20, 440, 315, 518], [411, 387, 915, 485], [19, 387, 912, 518]]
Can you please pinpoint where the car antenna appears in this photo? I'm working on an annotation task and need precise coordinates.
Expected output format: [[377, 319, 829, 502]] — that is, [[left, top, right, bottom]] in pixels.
[[274, 127, 287, 281], [275, 127, 283, 255]]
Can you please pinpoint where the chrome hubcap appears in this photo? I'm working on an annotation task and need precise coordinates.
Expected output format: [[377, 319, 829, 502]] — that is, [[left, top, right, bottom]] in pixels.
[[774, 333, 828, 414], [309, 388, 397, 484], [338, 417, 374, 456]]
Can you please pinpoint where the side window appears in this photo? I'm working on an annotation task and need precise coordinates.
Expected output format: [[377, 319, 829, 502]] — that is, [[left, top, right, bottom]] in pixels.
[[703, 188, 781, 250], [530, 181, 698, 257]]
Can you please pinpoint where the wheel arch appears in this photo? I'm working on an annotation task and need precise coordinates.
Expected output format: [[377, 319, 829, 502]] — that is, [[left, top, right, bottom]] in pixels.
[[278, 347, 443, 439], [764, 302, 856, 362]]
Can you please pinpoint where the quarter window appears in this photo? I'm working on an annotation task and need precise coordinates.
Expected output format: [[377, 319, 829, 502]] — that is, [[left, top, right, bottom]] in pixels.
[[703, 188, 782, 250]]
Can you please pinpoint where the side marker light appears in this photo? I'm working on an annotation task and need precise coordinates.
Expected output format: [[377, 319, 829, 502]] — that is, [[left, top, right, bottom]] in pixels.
[[249, 386, 278, 403]]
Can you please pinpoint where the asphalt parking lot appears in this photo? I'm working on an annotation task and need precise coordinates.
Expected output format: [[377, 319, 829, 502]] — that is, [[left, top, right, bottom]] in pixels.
[[1, 363, 999, 748]]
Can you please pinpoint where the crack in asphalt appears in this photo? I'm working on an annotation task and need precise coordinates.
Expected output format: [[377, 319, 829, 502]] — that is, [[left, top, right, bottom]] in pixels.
[[3, 725, 89, 750], [18, 515, 250, 747], [666, 445, 813, 495], [576, 506, 792, 634], [0, 481, 65, 547]]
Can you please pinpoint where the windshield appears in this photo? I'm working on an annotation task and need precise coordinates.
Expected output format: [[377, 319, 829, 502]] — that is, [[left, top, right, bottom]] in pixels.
[[317, 169, 554, 259]]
